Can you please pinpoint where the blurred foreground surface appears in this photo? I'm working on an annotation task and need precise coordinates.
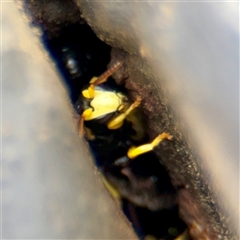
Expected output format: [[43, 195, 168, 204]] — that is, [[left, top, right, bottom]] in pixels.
[[2, 2, 136, 239]]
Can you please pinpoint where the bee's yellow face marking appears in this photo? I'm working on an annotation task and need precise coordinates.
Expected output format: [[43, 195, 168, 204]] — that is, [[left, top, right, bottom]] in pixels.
[[84, 90, 123, 121]]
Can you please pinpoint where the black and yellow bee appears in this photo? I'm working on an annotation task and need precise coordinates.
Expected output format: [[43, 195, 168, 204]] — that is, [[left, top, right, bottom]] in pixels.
[[75, 63, 188, 239], [42, 16, 188, 239]]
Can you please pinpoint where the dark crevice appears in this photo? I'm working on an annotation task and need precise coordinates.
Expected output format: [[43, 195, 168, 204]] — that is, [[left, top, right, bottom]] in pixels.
[[43, 24, 111, 103], [42, 20, 189, 240]]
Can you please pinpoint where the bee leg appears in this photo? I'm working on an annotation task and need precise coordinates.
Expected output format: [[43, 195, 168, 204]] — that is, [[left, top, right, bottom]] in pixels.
[[78, 108, 93, 136], [127, 132, 173, 159], [107, 97, 141, 130], [173, 229, 190, 240], [101, 174, 121, 201], [81, 74, 105, 99], [82, 63, 123, 99], [89, 76, 100, 84], [90, 62, 122, 86]]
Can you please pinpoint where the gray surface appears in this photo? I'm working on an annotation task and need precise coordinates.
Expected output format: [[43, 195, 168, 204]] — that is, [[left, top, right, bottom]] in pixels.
[[2, 2, 136, 239], [76, 1, 239, 237]]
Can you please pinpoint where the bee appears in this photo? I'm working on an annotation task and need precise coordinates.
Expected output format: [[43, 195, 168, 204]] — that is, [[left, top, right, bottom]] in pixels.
[[76, 62, 142, 134], [75, 63, 188, 239], [75, 62, 146, 164], [75, 63, 176, 210]]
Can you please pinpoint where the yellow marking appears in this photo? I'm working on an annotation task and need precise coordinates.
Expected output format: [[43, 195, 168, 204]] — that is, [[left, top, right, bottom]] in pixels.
[[84, 90, 122, 121], [89, 76, 98, 84], [101, 175, 121, 207], [117, 104, 124, 111], [107, 97, 141, 130], [82, 108, 93, 118], [127, 132, 173, 159], [174, 229, 190, 240], [82, 85, 94, 99]]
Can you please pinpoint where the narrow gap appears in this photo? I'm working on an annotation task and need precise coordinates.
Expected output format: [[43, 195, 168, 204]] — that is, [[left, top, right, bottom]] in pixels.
[[43, 23, 111, 103], [42, 20, 190, 240]]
